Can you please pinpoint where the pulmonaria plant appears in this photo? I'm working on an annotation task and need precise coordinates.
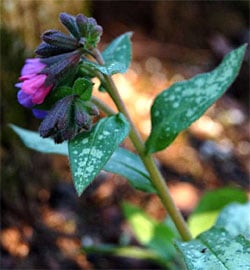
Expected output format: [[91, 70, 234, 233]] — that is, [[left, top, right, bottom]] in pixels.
[[13, 12, 248, 270]]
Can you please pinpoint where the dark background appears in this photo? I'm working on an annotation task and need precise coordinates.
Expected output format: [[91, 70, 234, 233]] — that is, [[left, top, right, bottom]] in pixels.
[[1, 1, 249, 269]]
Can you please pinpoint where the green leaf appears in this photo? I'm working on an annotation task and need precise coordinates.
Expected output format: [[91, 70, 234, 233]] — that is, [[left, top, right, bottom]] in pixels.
[[188, 187, 247, 237], [9, 124, 68, 155], [215, 202, 250, 239], [146, 44, 247, 153], [176, 227, 250, 270], [84, 32, 132, 75], [82, 244, 165, 265], [104, 147, 155, 193], [10, 124, 155, 193], [68, 114, 130, 195], [102, 32, 132, 74], [122, 203, 177, 260], [72, 78, 93, 101]]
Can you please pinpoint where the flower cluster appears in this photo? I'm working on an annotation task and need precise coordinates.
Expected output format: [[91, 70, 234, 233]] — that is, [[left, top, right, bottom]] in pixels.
[[16, 13, 102, 141], [39, 95, 99, 143]]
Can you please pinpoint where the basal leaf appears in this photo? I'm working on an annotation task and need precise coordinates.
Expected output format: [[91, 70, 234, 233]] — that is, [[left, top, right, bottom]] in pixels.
[[188, 187, 247, 237], [82, 244, 165, 265], [176, 227, 250, 270], [83, 32, 132, 75], [10, 124, 155, 193], [68, 114, 130, 195], [146, 45, 247, 153], [123, 203, 176, 260], [215, 202, 250, 239], [10, 124, 68, 155]]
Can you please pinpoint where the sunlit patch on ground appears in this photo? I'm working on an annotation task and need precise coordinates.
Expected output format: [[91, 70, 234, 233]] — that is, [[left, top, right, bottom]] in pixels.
[[1, 227, 31, 258]]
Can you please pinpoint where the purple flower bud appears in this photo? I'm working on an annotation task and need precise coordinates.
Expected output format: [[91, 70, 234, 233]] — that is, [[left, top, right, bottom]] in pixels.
[[38, 95, 99, 143], [75, 13, 103, 49], [37, 12, 103, 59], [74, 100, 92, 130], [94, 25, 103, 36], [42, 30, 78, 50], [59, 13, 80, 39], [76, 14, 89, 29], [35, 42, 71, 57], [39, 95, 76, 142], [41, 50, 81, 86], [81, 101, 99, 116]]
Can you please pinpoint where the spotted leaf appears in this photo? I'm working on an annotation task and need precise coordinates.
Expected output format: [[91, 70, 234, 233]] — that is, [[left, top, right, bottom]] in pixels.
[[176, 227, 250, 270], [83, 32, 132, 75], [68, 113, 130, 196], [10, 124, 155, 194], [146, 45, 247, 153]]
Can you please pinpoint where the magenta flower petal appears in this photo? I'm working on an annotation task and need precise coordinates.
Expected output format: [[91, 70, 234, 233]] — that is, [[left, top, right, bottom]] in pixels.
[[21, 74, 48, 94], [19, 74, 35, 81], [31, 84, 53, 104]]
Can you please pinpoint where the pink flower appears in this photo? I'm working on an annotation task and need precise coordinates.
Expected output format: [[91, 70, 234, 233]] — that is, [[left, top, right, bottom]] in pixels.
[[16, 58, 53, 107]]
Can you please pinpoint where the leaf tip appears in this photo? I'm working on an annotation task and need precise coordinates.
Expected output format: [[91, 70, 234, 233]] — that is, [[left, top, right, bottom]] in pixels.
[[8, 123, 15, 130], [237, 43, 248, 57], [126, 31, 134, 38], [76, 187, 84, 197]]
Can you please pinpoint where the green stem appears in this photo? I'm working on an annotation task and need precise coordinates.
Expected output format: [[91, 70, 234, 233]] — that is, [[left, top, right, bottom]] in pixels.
[[92, 49, 192, 241], [91, 96, 116, 115]]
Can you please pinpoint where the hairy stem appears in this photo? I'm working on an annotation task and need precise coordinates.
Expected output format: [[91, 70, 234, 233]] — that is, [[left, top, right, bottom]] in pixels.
[[92, 49, 192, 241]]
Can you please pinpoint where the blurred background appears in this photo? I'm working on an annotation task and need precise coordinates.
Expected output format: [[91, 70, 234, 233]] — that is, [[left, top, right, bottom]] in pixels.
[[1, 1, 249, 269]]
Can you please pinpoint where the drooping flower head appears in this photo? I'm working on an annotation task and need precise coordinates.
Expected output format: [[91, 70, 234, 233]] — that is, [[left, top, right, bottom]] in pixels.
[[16, 12, 102, 141]]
